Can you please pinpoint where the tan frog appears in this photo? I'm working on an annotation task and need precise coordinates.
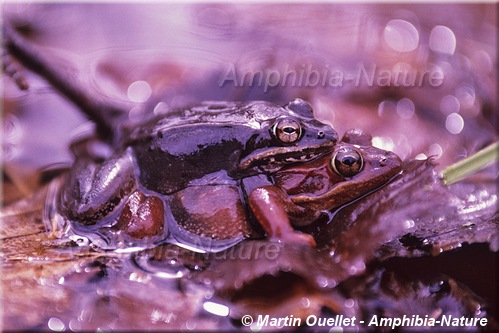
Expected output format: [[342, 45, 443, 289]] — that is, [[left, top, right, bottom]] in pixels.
[[249, 129, 403, 246]]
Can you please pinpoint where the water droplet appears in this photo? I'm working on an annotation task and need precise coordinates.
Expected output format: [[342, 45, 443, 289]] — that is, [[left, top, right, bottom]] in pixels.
[[48, 317, 65, 332], [440, 95, 460, 115], [429, 26, 456, 55], [445, 113, 464, 134], [384, 19, 419, 52], [127, 80, 152, 103], [396, 98, 415, 119], [129, 272, 146, 282], [415, 153, 427, 160]]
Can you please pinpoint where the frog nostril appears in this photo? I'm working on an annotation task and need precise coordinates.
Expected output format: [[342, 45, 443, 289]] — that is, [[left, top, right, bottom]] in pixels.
[[380, 157, 387, 166], [317, 131, 325, 139]]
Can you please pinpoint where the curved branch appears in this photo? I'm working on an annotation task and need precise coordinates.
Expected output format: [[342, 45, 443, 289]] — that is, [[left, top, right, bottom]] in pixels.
[[3, 24, 132, 141]]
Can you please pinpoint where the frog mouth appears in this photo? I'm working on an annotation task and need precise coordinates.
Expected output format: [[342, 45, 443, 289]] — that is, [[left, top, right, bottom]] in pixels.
[[240, 141, 335, 172]]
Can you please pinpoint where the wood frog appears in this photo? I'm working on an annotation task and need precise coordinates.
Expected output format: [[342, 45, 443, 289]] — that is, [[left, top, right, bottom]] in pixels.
[[58, 99, 339, 251], [248, 129, 403, 246]]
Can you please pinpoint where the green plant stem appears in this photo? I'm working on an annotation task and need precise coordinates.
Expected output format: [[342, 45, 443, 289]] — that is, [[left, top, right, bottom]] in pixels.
[[441, 142, 499, 185]]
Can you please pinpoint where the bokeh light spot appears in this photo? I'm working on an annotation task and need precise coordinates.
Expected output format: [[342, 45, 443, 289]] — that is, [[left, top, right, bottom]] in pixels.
[[384, 19, 419, 52], [429, 25, 456, 55], [127, 80, 152, 103]]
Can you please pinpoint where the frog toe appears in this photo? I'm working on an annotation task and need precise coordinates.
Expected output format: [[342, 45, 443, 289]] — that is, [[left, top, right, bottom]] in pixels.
[[273, 232, 317, 247]]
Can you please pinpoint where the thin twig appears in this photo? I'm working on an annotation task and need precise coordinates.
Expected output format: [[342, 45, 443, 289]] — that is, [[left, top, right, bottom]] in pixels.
[[3, 24, 132, 141]]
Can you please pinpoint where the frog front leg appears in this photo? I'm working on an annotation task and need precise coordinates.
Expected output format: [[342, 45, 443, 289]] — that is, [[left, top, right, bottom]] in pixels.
[[248, 186, 317, 247], [59, 152, 136, 225]]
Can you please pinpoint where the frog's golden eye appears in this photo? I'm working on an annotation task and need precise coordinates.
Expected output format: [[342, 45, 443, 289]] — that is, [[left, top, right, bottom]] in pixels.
[[331, 147, 364, 177], [273, 119, 302, 144]]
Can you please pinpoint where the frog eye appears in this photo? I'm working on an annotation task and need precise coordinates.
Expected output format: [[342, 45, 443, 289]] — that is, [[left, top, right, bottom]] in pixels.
[[273, 119, 302, 144], [331, 147, 364, 177]]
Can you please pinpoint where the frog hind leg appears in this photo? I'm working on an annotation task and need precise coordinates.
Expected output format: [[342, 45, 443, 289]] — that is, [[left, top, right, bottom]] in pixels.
[[60, 152, 136, 225], [248, 186, 317, 247], [115, 190, 166, 240]]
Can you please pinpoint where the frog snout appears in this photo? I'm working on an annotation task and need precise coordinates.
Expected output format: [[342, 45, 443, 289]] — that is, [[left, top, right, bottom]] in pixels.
[[379, 152, 402, 170]]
